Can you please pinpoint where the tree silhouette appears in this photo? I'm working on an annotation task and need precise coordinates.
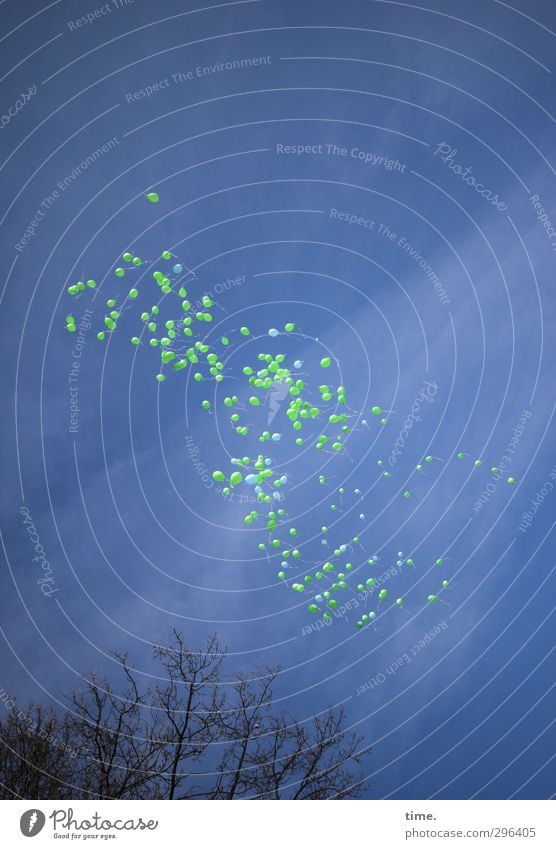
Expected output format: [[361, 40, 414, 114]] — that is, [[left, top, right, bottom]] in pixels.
[[0, 632, 370, 800]]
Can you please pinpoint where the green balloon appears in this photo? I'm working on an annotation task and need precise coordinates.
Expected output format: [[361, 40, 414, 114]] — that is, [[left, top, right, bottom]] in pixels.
[[146, 192, 159, 203], [249, 396, 261, 406], [201, 400, 211, 410], [284, 322, 295, 332], [230, 471, 243, 486], [428, 594, 438, 603], [212, 471, 226, 482], [320, 357, 331, 368], [507, 477, 516, 485], [371, 406, 382, 415], [378, 589, 387, 600]]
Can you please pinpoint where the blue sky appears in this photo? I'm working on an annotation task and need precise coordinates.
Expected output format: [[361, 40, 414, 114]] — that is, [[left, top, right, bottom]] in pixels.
[[1, 0, 556, 799]]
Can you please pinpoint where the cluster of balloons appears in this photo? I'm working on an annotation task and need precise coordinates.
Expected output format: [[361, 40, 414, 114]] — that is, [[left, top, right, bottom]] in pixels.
[[63, 192, 518, 631]]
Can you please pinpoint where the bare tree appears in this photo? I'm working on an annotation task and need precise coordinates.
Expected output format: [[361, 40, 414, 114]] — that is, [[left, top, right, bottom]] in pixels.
[[0, 633, 371, 800], [211, 668, 369, 799], [152, 631, 225, 799], [66, 657, 167, 799], [0, 702, 75, 799]]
